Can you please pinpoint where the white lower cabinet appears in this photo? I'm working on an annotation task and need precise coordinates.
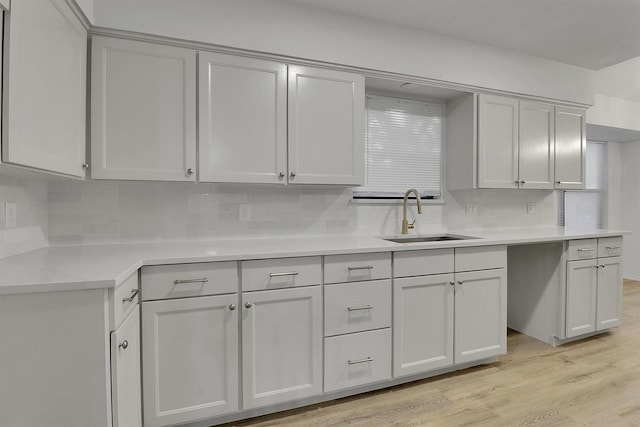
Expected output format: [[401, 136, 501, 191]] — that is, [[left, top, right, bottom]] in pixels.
[[242, 286, 323, 409], [141, 294, 239, 427], [393, 246, 507, 378], [111, 306, 142, 427]]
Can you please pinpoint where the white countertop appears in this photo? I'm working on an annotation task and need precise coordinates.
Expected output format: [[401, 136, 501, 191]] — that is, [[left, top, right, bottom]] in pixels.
[[0, 227, 628, 295]]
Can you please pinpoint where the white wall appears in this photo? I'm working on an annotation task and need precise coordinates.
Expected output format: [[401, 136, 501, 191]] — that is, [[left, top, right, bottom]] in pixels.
[[92, 0, 593, 105], [621, 142, 640, 280]]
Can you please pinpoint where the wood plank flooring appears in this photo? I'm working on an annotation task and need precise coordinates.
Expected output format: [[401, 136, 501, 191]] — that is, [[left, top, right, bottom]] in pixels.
[[224, 280, 640, 426]]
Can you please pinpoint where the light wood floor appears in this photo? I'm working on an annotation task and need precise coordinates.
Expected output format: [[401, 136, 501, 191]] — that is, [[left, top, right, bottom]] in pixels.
[[224, 280, 640, 427]]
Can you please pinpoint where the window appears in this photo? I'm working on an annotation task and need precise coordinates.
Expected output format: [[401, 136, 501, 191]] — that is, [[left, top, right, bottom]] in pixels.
[[563, 141, 606, 228], [353, 95, 442, 199]]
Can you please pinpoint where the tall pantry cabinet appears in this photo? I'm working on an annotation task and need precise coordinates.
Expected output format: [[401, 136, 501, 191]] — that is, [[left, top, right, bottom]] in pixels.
[[2, 0, 87, 177]]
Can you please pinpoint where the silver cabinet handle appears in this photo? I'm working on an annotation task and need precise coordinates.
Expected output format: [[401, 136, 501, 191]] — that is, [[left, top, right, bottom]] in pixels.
[[173, 278, 208, 284], [82, 163, 90, 169], [245, 302, 253, 309], [520, 180, 525, 184], [348, 357, 373, 365], [449, 281, 455, 286], [122, 288, 140, 303], [577, 248, 594, 253], [347, 305, 373, 312], [290, 172, 296, 178], [605, 246, 621, 250], [278, 172, 285, 178], [269, 271, 299, 277], [457, 281, 463, 285], [600, 264, 606, 269], [228, 304, 236, 311], [347, 266, 374, 271], [187, 168, 194, 175], [118, 340, 129, 350]]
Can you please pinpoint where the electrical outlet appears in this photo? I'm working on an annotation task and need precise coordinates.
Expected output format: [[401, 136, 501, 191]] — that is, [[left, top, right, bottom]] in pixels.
[[238, 203, 251, 221], [466, 204, 478, 216], [4, 202, 17, 228], [527, 202, 535, 215]]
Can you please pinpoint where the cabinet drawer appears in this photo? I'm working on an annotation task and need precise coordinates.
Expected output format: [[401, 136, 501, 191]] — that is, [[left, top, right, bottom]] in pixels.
[[242, 257, 321, 291], [324, 280, 391, 336], [598, 237, 623, 258], [455, 245, 506, 272], [324, 328, 391, 393], [393, 249, 454, 277], [110, 272, 140, 330], [141, 262, 238, 301], [324, 252, 391, 284], [567, 239, 597, 261]]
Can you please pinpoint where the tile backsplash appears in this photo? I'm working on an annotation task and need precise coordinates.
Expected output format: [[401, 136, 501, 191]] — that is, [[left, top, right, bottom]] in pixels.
[[46, 181, 558, 245]]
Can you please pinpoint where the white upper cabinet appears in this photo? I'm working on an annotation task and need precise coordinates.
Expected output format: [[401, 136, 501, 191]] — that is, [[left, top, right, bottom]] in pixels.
[[199, 53, 287, 183], [518, 100, 555, 189], [555, 106, 586, 190], [477, 94, 519, 188], [478, 94, 555, 189], [2, 0, 87, 177], [288, 66, 364, 185], [91, 36, 196, 181]]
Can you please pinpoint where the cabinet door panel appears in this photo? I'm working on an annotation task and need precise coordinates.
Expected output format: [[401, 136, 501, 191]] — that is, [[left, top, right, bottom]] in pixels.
[[199, 53, 287, 183], [566, 259, 597, 338], [393, 274, 454, 377], [288, 66, 364, 185], [242, 286, 322, 409], [3, 0, 86, 177], [454, 268, 507, 364], [142, 295, 238, 427], [596, 257, 622, 330], [519, 101, 554, 189], [477, 94, 518, 188], [555, 106, 586, 189], [91, 36, 196, 181], [111, 306, 142, 427]]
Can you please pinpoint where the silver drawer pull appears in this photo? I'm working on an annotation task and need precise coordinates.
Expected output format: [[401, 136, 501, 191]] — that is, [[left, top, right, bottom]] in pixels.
[[348, 305, 374, 312], [269, 271, 299, 277], [605, 246, 621, 250], [118, 340, 129, 350], [173, 278, 209, 285], [577, 248, 594, 252], [348, 357, 373, 365], [347, 265, 374, 271], [122, 288, 140, 303]]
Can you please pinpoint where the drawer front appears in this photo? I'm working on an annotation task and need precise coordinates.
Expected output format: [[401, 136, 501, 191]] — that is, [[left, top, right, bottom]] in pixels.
[[393, 249, 454, 278], [598, 236, 623, 258], [455, 245, 507, 272], [567, 239, 598, 261], [242, 257, 321, 292], [324, 328, 392, 393], [324, 279, 391, 336], [324, 252, 391, 284], [112, 271, 140, 330], [141, 262, 238, 301]]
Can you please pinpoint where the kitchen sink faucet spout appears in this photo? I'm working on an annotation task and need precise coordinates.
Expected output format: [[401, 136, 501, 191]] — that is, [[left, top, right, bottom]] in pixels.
[[402, 188, 422, 234]]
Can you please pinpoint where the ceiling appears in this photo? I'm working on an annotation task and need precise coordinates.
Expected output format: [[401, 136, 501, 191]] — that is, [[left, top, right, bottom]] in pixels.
[[282, 0, 640, 70]]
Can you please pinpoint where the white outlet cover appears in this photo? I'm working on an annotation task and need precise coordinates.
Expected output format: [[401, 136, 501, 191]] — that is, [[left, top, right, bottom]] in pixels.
[[4, 202, 17, 228]]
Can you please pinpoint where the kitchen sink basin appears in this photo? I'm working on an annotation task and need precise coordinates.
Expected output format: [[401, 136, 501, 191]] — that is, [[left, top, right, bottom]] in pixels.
[[383, 234, 477, 244]]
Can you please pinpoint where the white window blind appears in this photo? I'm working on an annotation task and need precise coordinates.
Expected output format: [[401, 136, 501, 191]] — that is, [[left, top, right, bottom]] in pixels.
[[353, 95, 442, 198], [563, 141, 606, 229]]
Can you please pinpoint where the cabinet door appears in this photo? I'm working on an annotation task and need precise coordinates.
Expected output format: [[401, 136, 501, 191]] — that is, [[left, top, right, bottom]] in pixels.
[[477, 94, 519, 188], [142, 294, 238, 427], [199, 52, 287, 183], [454, 268, 507, 364], [91, 36, 196, 181], [555, 106, 586, 190], [111, 305, 141, 427], [288, 66, 364, 185], [2, 0, 86, 177], [519, 101, 555, 189], [596, 256, 623, 331], [242, 286, 322, 409], [393, 274, 454, 377], [565, 259, 597, 338]]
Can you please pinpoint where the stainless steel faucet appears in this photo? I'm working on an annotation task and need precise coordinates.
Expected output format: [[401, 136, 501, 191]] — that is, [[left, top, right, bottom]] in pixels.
[[401, 188, 422, 234]]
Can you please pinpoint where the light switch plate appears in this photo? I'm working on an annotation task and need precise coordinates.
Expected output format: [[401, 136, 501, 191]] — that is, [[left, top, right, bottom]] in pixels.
[[4, 202, 17, 228]]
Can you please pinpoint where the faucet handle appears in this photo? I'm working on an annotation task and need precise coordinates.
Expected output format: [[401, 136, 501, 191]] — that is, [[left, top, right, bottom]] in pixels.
[[407, 220, 416, 229]]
